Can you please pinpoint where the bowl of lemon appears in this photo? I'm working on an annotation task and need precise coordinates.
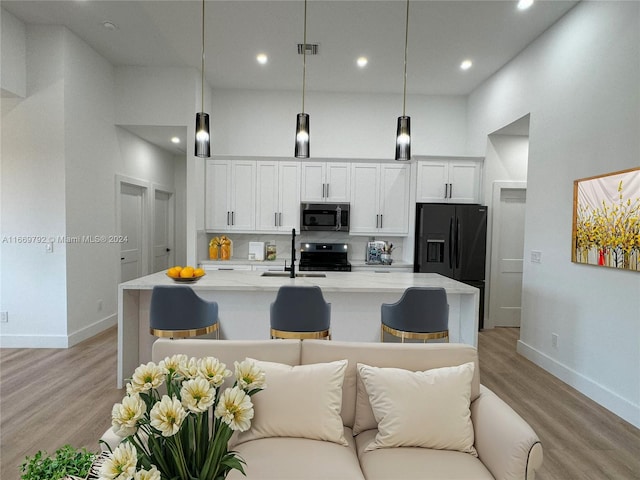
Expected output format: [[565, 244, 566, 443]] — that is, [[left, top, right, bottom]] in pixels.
[[166, 266, 206, 283]]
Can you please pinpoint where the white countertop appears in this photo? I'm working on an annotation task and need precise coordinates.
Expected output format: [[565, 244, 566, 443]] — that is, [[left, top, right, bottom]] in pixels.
[[200, 259, 288, 266], [120, 270, 478, 294]]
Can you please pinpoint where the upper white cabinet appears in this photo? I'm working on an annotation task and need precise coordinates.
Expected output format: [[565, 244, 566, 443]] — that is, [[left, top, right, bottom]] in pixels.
[[416, 159, 481, 203], [256, 161, 301, 232], [350, 163, 410, 235], [205, 159, 256, 232], [301, 162, 350, 203]]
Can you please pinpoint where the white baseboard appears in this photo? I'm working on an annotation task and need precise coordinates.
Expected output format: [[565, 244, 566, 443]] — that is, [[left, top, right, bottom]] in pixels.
[[517, 339, 640, 429], [0, 314, 117, 349], [0, 333, 69, 348], [68, 314, 117, 347]]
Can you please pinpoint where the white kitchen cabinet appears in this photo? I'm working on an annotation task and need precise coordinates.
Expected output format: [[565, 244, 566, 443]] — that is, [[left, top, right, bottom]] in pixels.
[[416, 159, 481, 204], [256, 161, 300, 232], [205, 159, 256, 232], [300, 162, 350, 203], [350, 163, 410, 235]]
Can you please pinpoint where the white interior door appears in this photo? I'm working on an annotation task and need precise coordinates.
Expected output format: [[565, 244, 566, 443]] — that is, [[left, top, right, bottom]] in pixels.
[[153, 189, 174, 272], [119, 182, 147, 283], [489, 185, 526, 327]]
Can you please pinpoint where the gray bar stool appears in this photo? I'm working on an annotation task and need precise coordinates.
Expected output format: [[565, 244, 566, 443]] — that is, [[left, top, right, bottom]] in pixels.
[[149, 285, 219, 339], [381, 287, 449, 343], [270, 285, 331, 339]]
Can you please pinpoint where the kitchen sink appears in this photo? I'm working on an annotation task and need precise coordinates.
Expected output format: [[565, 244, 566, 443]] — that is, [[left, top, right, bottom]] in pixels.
[[260, 272, 327, 278]]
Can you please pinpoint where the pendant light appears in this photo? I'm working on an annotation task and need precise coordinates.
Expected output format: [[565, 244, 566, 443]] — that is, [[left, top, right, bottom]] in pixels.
[[195, 0, 210, 157], [295, 0, 310, 158], [395, 0, 411, 161]]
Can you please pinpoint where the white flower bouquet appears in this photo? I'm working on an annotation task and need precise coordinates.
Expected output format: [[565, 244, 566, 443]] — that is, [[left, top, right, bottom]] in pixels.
[[100, 356, 266, 480]]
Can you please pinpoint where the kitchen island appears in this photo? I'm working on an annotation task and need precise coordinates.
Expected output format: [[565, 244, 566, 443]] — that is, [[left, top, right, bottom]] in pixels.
[[117, 270, 480, 388]]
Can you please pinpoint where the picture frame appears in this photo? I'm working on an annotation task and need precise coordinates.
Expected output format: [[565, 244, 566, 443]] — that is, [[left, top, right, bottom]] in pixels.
[[572, 167, 640, 271]]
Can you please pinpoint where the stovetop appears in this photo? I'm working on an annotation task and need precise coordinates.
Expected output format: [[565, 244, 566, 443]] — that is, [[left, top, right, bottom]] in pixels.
[[299, 242, 351, 272]]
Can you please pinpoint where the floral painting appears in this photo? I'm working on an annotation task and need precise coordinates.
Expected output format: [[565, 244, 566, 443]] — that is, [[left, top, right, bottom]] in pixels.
[[572, 167, 640, 271]]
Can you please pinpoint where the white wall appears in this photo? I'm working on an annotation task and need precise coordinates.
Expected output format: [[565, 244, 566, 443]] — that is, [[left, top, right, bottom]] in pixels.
[[63, 27, 120, 343], [0, 8, 26, 98], [467, 1, 640, 427], [115, 66, 205, 265], [0, 22, 185, 347], [212, 89, 467, 158], [1, 26, 68, 347]]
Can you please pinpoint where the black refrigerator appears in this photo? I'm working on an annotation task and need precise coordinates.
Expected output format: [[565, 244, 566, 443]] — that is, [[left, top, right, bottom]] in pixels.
[[414, 203, 488, 329]]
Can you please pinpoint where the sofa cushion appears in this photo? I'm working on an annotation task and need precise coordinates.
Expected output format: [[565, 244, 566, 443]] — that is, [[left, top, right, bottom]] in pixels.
[[236, 359, 348, 446], [152, 339, 301, 391], [357, 362, 477, 456], [355, 429, 493, 480], [228, 427, 364, 480], [300, 340, 479, 430]]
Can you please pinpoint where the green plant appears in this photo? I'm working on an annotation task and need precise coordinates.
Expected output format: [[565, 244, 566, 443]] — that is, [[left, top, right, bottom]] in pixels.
[[20, 444, 96, 480]]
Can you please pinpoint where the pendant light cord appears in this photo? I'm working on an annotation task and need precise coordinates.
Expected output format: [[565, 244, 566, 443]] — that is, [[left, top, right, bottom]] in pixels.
[[302, 0, 307, 114], [402, 0, 409, 117], [201, 0, 205, 114]]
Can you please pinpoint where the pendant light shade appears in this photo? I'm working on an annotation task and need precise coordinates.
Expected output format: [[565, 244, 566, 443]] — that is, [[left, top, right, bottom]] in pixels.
[[295, 113, 310, 158], [195, 112, 210, 157], [295, 0, 310, 158], [396, 116, 411, 161], [395, 0, 411, 161], [195, 0, 210, 158]]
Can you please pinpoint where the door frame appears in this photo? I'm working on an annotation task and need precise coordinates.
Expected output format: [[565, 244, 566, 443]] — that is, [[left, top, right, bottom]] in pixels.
[[116, 175, 151, 282], [151, 183, 176, 272], [487, 181, 527, 329]]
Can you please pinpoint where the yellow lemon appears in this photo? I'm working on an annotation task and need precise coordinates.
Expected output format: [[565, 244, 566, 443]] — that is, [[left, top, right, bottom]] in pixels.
[[172, 265, 183, 273], [194, 268, 205, 278], [180, 266, 194, 278], [167, 267, 180, 278]]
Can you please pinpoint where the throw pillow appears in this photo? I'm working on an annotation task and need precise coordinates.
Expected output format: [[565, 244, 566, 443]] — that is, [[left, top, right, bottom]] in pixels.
[[236, 358, 349, 446], [357, 362, 477, 456]]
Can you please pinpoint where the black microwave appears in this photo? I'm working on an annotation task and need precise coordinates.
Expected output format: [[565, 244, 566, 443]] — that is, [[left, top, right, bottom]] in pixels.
[[301, 203, 350, 232]]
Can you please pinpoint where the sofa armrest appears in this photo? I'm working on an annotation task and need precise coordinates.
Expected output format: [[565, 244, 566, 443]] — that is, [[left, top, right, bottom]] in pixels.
[[471, 385, 543, 480]]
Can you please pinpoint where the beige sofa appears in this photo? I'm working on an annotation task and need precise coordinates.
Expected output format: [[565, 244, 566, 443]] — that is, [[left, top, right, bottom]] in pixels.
[[106, 339, 542, 480]]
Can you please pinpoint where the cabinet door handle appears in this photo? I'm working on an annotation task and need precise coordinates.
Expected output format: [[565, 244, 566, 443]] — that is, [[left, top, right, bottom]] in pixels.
[[279, 212, 282, 226], [449, 183, 453, 199], [231, 211, 235, 225], [227, 211, 230, 225], [275, 212, 278, 227], [444, 184, 448, 199], [326, 183, 329, 198], [380, 214, 383, 229], [376, 214, 379, 228]]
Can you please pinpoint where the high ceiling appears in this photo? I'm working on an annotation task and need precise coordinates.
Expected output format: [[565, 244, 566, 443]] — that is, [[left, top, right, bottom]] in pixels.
[[2, 0, 579, 152]]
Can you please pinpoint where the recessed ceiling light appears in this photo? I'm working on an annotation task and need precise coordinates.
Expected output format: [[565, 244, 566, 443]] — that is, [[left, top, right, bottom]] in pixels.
[[460, 59, 473, 71], [256, 53, 268, 65], [517, 0, 534, 10], [101, 21, 119, 31], [171, 137, 180, 144], [356, 56, 368, 68]]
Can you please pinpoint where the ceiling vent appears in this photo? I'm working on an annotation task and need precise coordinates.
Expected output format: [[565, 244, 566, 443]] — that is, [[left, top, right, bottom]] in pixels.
[[297, 43, 319, 55]]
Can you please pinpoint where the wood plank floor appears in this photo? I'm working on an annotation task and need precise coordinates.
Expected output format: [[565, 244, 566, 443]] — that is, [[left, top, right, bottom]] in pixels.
[[478, 327, 640, 480], [1, 326, 638, 480]]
